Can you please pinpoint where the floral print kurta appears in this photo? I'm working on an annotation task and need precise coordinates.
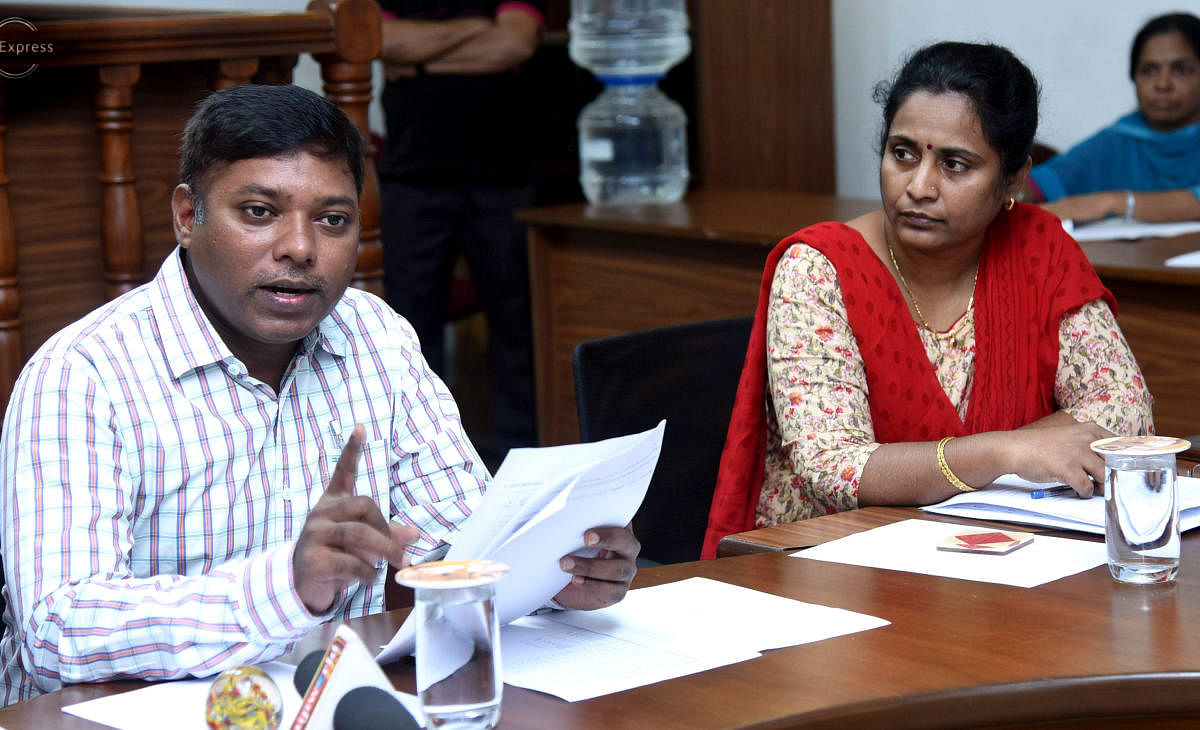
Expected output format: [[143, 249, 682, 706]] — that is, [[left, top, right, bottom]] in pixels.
[[758, 243, 1155, 526]]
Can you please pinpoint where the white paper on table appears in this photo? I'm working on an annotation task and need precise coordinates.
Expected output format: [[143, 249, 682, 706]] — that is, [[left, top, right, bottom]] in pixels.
[[501, 619, 755, 702], [1165, 249, 1200, 267], [1061, 216, 1200, 242], [499, 577, 888, 702], [61, 662, 303, 730], [377, 421, 665, 664], [60, 660, 423, 730], [794, 518, 1106, 588], [546, 577, 889, 654], [921, 474, 1200, 534]]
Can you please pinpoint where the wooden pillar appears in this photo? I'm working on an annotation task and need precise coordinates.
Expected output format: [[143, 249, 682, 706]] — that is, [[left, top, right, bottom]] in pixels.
[[95, 64, 144, 300], [213, 58, 260, 90], [0, 85, 22, 414], [308, 0, 384, 297], [692, 0, 834, 192]]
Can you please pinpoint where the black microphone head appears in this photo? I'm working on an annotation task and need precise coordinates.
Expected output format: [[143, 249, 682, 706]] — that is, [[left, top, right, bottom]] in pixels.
[[293, 650, 325, 696], [333, 686, 420, 730]]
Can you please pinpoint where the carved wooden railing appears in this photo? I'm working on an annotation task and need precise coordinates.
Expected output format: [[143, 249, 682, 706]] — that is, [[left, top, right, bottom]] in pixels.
[[0, 2, 383, 416]]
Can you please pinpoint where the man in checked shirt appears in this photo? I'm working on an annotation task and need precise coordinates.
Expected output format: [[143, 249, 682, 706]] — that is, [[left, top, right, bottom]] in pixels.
[[0, 84, 639, 704]]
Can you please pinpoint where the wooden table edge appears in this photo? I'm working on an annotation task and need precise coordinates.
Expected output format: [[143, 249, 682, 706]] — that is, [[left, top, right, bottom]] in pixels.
[[773, 671, 1200, 729]]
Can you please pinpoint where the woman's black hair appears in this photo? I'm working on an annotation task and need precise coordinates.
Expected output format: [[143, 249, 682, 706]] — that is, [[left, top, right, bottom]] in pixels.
[[873, 41, 1040, 182], [1130, 13, 1200, 79], [179, 84, 364, 202]]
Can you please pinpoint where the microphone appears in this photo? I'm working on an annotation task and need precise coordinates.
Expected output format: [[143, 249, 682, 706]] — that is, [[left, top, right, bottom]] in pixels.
[[289, 624, 421, 730], [294, 655, 418, 729], [294, 650, 324, 696], [332, 687, 421, 730]]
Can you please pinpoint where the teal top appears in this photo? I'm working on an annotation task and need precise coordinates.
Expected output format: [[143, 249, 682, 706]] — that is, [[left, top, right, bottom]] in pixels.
[[1030, 111, 1200, 202]]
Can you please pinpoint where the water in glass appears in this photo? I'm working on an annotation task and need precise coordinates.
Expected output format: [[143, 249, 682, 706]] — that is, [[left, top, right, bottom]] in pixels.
[[415, 584, 502, 729], [1105, 456, 1180, 584]]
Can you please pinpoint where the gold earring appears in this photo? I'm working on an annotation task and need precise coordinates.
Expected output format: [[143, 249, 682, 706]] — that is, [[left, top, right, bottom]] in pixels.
[[1004, 197, 1015, 211]]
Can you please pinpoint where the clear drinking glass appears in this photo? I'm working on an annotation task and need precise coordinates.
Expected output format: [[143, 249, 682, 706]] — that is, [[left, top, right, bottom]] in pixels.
[[395, 560, 509, 729], [1093, 436, 1190, 584]]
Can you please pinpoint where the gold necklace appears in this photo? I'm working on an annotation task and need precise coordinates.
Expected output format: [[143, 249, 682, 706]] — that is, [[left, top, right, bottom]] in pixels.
[[886, 242, 978, 336]]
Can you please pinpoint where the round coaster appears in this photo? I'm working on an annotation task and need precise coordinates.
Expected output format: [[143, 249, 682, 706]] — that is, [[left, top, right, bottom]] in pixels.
[[1089, 435, 1191, 456], [395, 559, 509, 589]]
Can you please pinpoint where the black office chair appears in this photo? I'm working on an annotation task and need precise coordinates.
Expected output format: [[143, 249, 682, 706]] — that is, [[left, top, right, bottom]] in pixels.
[[572, 316, 753, 564]]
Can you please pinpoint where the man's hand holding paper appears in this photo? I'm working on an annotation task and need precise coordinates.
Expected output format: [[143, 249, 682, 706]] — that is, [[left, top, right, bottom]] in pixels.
[[377, 421, 665, 663], [554, 526, 641, 610]]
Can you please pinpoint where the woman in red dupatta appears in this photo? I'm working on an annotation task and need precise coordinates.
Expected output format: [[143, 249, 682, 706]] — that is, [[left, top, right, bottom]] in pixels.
[[702, 43, 1154, 559]]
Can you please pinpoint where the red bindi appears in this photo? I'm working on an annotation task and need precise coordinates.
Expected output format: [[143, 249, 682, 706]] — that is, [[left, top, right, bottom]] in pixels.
[[926, 144, 933, 150]]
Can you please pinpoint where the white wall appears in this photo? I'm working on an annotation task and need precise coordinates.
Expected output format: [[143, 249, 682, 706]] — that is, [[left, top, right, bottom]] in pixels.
[[832, 0, 1198, 199]]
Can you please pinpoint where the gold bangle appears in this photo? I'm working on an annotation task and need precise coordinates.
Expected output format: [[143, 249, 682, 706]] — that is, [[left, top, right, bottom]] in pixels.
[[937, 436, 977, 493]]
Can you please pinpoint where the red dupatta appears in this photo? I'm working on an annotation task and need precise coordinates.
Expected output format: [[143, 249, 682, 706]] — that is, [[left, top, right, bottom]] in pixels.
[[700, 204, 1114, 558]]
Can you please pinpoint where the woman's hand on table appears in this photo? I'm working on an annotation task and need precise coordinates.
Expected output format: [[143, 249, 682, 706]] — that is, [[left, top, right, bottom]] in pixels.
[[1005, 415, 1113, 497], [1041, 192, 1125, 225]]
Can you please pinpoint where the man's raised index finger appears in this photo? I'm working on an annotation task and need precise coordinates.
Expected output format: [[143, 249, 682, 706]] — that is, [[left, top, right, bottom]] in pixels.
[[328, 424, 364, 495]]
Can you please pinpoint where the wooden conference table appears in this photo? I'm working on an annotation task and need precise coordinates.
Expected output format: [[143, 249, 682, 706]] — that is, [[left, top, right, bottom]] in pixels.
[[6, 508, 1200, 728], [520, 188, 1200, 446]]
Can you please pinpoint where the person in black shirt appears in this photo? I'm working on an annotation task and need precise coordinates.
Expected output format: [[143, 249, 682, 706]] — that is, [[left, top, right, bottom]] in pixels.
[[378, 0, 545, 458]]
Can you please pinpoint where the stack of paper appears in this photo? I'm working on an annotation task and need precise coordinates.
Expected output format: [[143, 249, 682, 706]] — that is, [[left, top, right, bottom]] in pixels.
[[921, 474, 1200, 534]]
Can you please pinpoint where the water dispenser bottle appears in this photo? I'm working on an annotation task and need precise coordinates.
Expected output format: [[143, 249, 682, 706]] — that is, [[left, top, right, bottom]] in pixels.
[[569, 0, 691, 204]]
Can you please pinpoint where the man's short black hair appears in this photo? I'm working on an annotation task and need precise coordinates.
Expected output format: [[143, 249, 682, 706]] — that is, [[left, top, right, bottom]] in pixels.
[[179, 84, 364, 200]]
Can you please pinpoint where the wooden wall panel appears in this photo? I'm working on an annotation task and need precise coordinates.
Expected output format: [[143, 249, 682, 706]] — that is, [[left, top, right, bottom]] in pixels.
[[6, 65, 209, 359], [692, 0, 834, 193], [1103, 280, 1200, 440], [8, 69, 108, 357], [529, 227, 767, 445]]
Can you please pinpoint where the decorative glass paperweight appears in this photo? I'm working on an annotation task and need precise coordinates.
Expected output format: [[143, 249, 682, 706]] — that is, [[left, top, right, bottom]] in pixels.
[[205, 665, 283, 730]]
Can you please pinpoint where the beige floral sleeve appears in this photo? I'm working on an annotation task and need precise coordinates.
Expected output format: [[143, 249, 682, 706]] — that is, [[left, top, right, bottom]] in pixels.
[[1055, 299, 1154, 435], [759, 244, 878, 525]]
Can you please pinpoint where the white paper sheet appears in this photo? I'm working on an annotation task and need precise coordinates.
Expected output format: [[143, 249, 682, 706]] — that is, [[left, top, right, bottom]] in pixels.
[[59, 579, 888, 716], [61, 660, 423, 730], [62, 662, 302, 730], [499, 577, 889, 701], [921, 474, 1200, 534], [544, 577, 889, 654], [794, 518, 1106, 588], [377, 421, 666, 664], [1062, 216, 1200, 242], [1165, 249, 1200, 267], [501, 619, 754, 703]]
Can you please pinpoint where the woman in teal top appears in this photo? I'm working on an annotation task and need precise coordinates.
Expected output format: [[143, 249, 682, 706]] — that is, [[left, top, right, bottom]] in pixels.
[[1023, 12, 1200, 224]]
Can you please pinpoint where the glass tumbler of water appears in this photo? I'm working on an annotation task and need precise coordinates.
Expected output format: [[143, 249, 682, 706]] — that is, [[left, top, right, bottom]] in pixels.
[[1092, 435, 1191, 584], [395, 560, 509, 729]]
